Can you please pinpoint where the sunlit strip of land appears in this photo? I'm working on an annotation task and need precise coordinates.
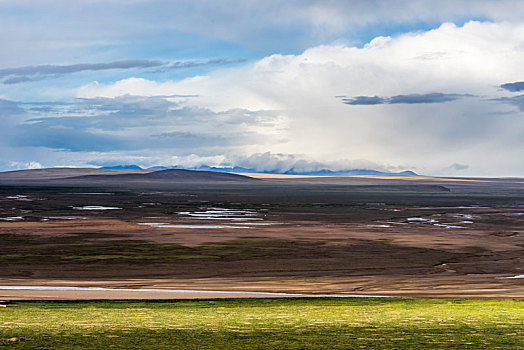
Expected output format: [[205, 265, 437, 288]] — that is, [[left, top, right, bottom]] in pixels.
[[236, 173, 515, 182], [1, 298, 522, 349]]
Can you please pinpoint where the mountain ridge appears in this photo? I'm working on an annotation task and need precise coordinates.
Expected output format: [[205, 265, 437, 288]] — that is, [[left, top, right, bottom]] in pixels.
[[99, 164, 418, 176]]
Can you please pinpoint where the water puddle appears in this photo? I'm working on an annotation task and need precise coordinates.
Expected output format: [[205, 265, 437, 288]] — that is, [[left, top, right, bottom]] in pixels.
[[0, 285, 394, 298], [6, 195, 32, 201], [178, 208, 261, 221], [138, 207, 273, 229], [433, 224, 465, 229], [407, 217, 438, 223], [72, 206, 122, 210], [0, 216, 23, 221], [387, 215, 475, 229]]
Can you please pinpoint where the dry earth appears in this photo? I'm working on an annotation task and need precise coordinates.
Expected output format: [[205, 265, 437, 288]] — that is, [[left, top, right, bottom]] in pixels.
[[0, 171, 522, 299]]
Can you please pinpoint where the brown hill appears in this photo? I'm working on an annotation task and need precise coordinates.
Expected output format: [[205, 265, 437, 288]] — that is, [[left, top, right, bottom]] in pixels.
[[0, 167, 152, 181], [68, 169, 257, 182]]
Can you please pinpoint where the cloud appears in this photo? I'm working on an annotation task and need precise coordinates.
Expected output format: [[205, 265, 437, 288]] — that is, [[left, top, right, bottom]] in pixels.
[[388, 93, 466, 104], [0, 60, 163, 78], [343, 96, 385, 105], [3, 76, 37, 85], [0, 59, 246, 84], [342, 93, 467, 105], [3, 1, 524, 86], [1, 96, 284, 153], [500, 81, 524, 92], [8, 161, 43, 170], [225, 152, 387, 173], [157, 59, 247, 72], [448, 163, 469, 171], [72, 21, 524, 176], [0, 98, 25, 115], [2, 20, 524, 176], [89, 152, 391, 174], [3, 1, 524, 62], [492, 94, 524, 111]]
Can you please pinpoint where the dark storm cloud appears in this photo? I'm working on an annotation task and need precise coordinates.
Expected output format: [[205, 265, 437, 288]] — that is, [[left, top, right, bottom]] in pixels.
[[0, 99, 25, 115], [342, 93, 468, 105], [342, 96, 385, 105], [0, 60, 164, 77], [3, 76, 38, 85], [0, 60, 163, 85], [492, 94, 524, 111], [500, 81, 524, 92], [1, 96, 275, 152], [448, 163, 469, 171], [388, 93, 465, 104], [155, 58, 247, 72], [0, 59, 246, 84]]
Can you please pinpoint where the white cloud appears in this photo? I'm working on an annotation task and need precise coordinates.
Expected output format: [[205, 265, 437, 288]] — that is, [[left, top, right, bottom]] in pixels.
[[74, 21, 524, 176], [5, 0, 524, 71], [9, 161, 43, 170]]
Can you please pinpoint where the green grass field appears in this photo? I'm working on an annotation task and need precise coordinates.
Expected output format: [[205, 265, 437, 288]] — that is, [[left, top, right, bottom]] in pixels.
[[1, 298, 522, 349]]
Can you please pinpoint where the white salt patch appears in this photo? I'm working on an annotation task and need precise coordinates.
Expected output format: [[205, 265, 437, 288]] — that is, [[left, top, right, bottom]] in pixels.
[[433, 224, 465, 229], [0, 285, 394, 297], [178, 207, 263, 221], [138, 222, 169, 226], [452, 213, 473, 219], [504, 275, 524, 279], [407, 217, 437, 223], [0, 216, 23, 221], [6, 195, 32, 201], [367, 225, 391, 228], [72, 206, 122, 210]]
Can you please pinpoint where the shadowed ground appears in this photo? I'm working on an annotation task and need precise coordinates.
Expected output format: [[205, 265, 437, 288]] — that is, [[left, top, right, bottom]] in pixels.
[[0, 170, 522, 299]]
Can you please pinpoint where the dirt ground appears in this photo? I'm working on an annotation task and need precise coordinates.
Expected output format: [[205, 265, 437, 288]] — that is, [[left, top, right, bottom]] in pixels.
[[0, 176, 522, 299]]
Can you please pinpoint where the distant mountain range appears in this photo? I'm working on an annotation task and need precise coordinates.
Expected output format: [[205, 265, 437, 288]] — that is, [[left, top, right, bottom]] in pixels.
[[101, 165, 417, 176], [99, 165, 143, 170]]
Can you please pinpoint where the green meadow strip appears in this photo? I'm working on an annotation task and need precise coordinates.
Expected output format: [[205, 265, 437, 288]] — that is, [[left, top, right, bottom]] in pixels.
[[1, 298, 522, 349]]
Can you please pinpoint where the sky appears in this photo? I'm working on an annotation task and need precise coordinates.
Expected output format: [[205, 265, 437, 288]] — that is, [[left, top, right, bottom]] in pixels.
[[1, 0, 523, 176]]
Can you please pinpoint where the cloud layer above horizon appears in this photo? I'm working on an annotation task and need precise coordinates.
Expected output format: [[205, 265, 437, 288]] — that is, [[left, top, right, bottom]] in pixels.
[[0, 1, 523, 176]]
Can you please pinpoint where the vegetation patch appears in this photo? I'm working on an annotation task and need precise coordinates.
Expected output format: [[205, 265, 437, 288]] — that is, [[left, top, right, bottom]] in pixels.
[[0, 298, 522, 349]]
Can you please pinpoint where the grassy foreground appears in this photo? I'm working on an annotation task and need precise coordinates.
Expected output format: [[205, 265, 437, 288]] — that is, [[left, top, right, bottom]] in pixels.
[[0, 298, 522, 349]]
